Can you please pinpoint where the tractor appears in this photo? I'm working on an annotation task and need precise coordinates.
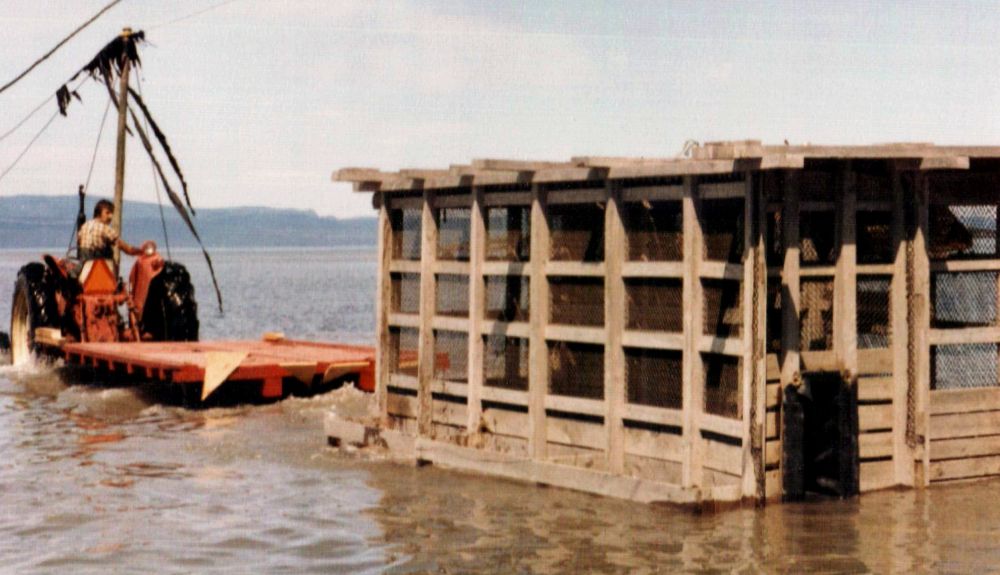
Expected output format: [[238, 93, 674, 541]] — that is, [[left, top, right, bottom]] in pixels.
[[10, 233, 199, 365]]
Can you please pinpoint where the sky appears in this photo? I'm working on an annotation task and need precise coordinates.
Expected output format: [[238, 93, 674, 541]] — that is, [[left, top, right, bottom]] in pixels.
[[2, 1, 1000, 220]]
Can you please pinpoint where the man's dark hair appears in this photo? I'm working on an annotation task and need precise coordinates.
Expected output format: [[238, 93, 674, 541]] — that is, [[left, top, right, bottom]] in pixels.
[[94, 199, 114, 218]]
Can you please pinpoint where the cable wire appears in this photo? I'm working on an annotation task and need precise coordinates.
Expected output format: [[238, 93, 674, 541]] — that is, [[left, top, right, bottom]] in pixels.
[[0, 0, 125, 95], [0, 76, 87, 145], [66, 96, 113, 253], [149, 0, 240, 30], [0, 110, 60, 186]]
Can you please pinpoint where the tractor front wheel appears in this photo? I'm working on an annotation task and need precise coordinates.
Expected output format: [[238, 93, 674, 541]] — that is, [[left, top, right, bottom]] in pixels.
[[141, 261, 199, 342], [10, 263, 58, 365]]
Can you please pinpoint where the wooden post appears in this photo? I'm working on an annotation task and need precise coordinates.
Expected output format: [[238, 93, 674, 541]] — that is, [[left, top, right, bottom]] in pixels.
[[754, 178, 769, 500], [891, 165, 915, 486], [741, 172, 764, 498], [604, 181, 626, 474], [681, 176, 704, 488], [781, 172, 801, 387], [374, 193, 392, 424], [417, 186, 436, 436], [111, 27, 133, 272], [913, 174, 932, 485], [836, 163, 857, 379], [467, 187, 486, 434], [528, 184, 550, 459]]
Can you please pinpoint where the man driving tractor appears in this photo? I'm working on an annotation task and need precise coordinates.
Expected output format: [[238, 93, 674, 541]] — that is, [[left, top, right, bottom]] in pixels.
[[77, 199, 143, 260]]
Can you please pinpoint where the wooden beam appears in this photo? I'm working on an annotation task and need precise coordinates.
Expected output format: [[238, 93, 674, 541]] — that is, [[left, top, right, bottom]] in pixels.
[[605, 181, 626, 473], [416, 186, 436, 436], [891, 166, 915, 487], [528, 184, 550, 459], [836, 163, 858, 383], [741, 171, 758, 498], [682, 176, 704, 488], [914, 175, 932, 485], [466, 187, 486, 435], [919, 156, 970, 171], [375, 195, 392, 424], [781, 172, 801, 387]]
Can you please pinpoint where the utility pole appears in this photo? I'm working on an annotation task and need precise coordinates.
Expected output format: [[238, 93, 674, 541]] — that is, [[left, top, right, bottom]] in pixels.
[[111, 27, 132, 273]]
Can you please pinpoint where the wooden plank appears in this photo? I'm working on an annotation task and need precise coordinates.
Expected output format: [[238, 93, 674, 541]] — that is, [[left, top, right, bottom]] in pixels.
[[928, 327, 1000, 346], [702, 436, 744, 476], [605, 182, 626, 473], [429, 379, 469, 397], [860, 460, 896, 492], [860, 431, 894, 459], [471, 158, 575, 172], [545, 261, 606, 277], [621, 185, 683, 203], [480, 385, 528, 406], [622, 403, 684, 427], [929, 259, 1000, 272], [389, 373, 419, 390], [623, 426, 684, 462], [682, 175, 703, 488], [765, 440, 781, 467], [375, 197, 392, 423], [620, 330, 684, 351], [621, 261, 684, 278], [860, 403, 893, 431], [890, 164, 913, 486], [466, 189, 486, 434], [930, 411, 1000, 440], [915, 175, 932, 484], [623, 454, 683, 484], [386, 195, 424, 210], [699, 181, 746, 200], [699, 261, 743, 280], [432, 260, 468, 274], [388, 392, 418, 418], [388, 313, 420, 328], [698, 336, 743, 357], [481, 261, 528, 276], [481, 320, 531, 339], [483, 191, 533, 207], [433, 194, 472, 208], [533, 167, 605, 184], [781, 171, 801, 389], [858, 376, 893, 402], [544, 325, 605, 344], [920, 156, 969, 171], [836, 164, 858, 389], [765, 411, 779, 440], [546, 416, 606, 450], [798, 266, 837, 277], [700, 413, 744, 439], [931, 435, 1000, 461], [545, 394, 605, 417], [608, 160, 737, 180], [528, 184, 549, 458], [546, 188, 606, 205], [931, 388, 1000, 415], [481, 405, 529, 437], [766, 382, 781, 408], [430, 316, 468, 332], [388, 260, 422, 273], [858, 348, 893, 375], [432, 400, 468, 427], [930, 454, 1000, 482], [766, 354, 780, 381], [416, 187, 436, 436]]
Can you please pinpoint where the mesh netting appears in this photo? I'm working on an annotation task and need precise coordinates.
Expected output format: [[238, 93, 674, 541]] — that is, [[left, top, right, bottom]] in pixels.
[[485, 275, 530, 322], [932, 343, 999, 390], [623, 200, 683, 261], [763, 171, 784, 203], [857, 211, 895, 264], [766, 282, 783, 353], [703, 279, 743, 338], [391, 272, 421, 314], [549, 203, 605, 262], [855, 162, 893, 202], [549, 277, 605, 326], [801, 278, 834, 350], [484, 335, 529, 390], [548, 341, 604, 399], [858, 275, 892, 349], [704, 353, 742, 419], [435, 274, 469, 317], [486, 206, 531, 261], [390, 327, 420, 377], [702, 198, 745, 263], [437, 207, 471, 261], [799, 170, 835, 201], [390, 208, 422, 260], [434, 330, 468, 382], [625, 278, 682, 332], [932, 271, 997, 328], [800, 211, 838, 265], [928, 204, 997, 260], [766, 209, 784, 263], [625, 348, 682, 409]]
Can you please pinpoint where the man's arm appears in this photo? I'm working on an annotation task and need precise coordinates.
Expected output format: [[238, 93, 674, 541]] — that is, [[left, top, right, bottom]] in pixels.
[[116, 237, 143, 257]]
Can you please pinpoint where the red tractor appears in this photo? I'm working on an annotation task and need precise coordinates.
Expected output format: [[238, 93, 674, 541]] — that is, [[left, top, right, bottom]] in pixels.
[[9, 242, 198, 365]]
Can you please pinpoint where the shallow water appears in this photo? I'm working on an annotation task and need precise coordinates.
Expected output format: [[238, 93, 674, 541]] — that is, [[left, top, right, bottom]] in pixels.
[[3, 247, 1000, 574]]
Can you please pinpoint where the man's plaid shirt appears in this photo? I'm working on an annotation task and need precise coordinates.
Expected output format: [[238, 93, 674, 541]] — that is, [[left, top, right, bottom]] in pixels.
[[78, 219, 118, 255]]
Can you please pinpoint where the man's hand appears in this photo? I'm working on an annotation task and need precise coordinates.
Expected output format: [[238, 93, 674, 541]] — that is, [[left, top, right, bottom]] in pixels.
[[117, 238, 143, 257]]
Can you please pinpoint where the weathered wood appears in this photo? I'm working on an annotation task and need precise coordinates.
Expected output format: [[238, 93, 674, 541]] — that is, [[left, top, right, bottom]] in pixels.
[[858, 376, 894, 402], [544, 394, 605, 417], [430, 379, 470, 397], [624, 454, 683, 484], [620, 330, 684, 351], [931, 388, 1000, 415], [388, 260, 422, 273], [621, 261, 685, 278], [605, 182, 626, 473], [622, 403, 684, 427], [859, 403, 893, 431], [480, 405, 529, 436], [482, 191, 532, 207], [546, 188, 606, 205], [930, 411, 1000, 440], [545, 261, 606, 277], [928, 259, 1000, 272], [432, 261, 468, 275], [387, 313, 420, 328], [860, 460, 896, 492], [480, 320, 530, 338], [481, 261, 528, 276], [544, 325, 605, 344], [416, 187, 436, 435], [479, 385, 528, 406], [528, 184, 549, 458], [546, 417, 606, 450], [927, 327, 1000, 346], [835, 164, 858, 384], [699, 181, 746, 200], [621, 185, 683, 203], [375, 197, 392, 423], [430, 316, 468, 332], [700, 413, 744, 439], [860, 431, 894, 459], [766, 383, 781, 408], [702, 437, 744, 477], [890, 165, 912, 486], [699, 261, 744, 280], [111, 34, 132, 272], [432, 399, 469, 427], [682, 176, 704, 488], [433, 194, 473, 208], [388, 373, 419, 390], [781, 171, 801, 389], [698, 336, 744, 357], [914, 175, 932, 484], [929, 454, 1000, 482], [471, 158, 576, 171]]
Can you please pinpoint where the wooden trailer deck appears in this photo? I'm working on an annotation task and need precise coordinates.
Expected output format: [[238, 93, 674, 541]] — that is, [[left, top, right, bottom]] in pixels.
[[54, 336, 375, 402]]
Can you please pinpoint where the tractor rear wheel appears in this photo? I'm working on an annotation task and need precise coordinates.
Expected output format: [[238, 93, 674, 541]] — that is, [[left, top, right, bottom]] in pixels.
[[141, 261, 199, 342], [10, 263, 58, 365]]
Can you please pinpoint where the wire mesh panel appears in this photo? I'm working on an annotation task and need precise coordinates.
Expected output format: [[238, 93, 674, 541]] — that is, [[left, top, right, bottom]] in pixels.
[[703, 279, 743, 338], [800, 211, 838, 266], [625, 278, 682, 332], [801, 279, 834, 351], [485, 206, 531, 261], [704, 353, 742, 419], [766, 209, 784, 263], [434, 330, 468, 383], [854, 162, 893, 202], [623, 200, 682, 261], [549, 203, 605, 262], [391, 272, 421, 314], [932, 343, 999, 390], [857, 211, 895, 264], [389, 327, 420, 377], [483, 335, 529, 390], [858, 275, 892, 349], [625, 348, 682, 409], [932, 272, 998, 328], [390, 208, 422, 260], [766, 282, 783, 353], [929, 204, 997, 260], [702, 198, 745, 263], [437, 207, 471, 261], [485, 275, 529, 322], [549, 277, 604, 326], [435, 274, 469, 318], [799, 170, 835, 201], [548, 341, 604, 399]]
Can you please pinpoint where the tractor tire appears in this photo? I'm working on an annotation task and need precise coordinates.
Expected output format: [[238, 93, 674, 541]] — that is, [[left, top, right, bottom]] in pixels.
[[10, 263, 59, 365], [141, 261, 199, 342]]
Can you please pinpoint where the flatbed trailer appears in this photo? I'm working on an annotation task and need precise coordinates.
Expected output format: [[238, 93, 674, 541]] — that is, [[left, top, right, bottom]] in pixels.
[[43, 333, 374, 403]]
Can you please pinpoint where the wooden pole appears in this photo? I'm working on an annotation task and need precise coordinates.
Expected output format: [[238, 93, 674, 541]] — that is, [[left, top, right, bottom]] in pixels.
[[111, 27, 132, 272]]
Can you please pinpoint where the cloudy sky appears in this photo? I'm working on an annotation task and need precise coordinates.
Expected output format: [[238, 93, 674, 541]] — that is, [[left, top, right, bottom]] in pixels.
[[2, 1, 1000, 219]]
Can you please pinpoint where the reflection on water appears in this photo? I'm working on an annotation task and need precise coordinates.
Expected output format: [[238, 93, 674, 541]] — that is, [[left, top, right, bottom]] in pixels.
[[3, 248, 1000, 573]]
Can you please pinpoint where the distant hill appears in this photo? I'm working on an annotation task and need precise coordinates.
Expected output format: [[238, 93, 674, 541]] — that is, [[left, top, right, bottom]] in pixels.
[[0, 195, 377, 249]]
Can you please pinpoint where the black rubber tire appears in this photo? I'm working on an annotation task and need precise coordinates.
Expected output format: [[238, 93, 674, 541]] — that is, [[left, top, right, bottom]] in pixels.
[[141, 261, 199, 342], [10, 263, 59, 365]]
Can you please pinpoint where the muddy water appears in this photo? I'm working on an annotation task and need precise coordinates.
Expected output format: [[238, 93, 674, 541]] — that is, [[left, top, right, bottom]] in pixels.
[[2, 248, 1000, 574]]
